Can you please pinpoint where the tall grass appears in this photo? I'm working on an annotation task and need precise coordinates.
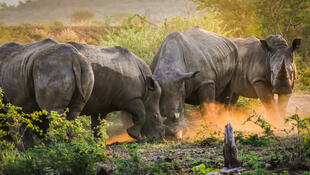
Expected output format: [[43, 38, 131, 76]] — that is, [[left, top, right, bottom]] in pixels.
[[100, 14, 233, 64]]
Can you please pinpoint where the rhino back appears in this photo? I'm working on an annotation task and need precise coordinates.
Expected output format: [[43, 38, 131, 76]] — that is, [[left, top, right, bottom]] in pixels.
[[68, 42, 144, 115], [0, 39, 58, 110], [232, 37, 268, 97], [182, 27, 237, 94], [152, 27, 237, 97]]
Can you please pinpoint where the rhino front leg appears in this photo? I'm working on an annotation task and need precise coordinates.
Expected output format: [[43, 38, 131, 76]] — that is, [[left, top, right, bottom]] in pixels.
[[123, 99, 146, 140], [253, 81, 279, 120], [278, 94, 291, 117], [197, 82, 216, 117], [227, 93, 239, 110]]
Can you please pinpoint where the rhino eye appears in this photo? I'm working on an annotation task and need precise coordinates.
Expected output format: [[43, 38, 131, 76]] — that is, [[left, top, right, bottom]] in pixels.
[[153, 114, 159, 119]]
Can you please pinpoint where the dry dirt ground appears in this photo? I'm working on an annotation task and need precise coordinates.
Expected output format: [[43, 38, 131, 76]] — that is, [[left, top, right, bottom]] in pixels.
[[287, 94, 310, 116], [101, 94, 310, 174], [106, 93, 310, 144]]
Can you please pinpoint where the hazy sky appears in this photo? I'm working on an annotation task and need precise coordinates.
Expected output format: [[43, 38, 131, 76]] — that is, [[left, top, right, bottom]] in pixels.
[[0, 0, 25, 5]]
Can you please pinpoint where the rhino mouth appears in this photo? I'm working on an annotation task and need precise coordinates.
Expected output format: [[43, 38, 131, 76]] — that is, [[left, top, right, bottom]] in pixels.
[[272, 88, 292, 94]]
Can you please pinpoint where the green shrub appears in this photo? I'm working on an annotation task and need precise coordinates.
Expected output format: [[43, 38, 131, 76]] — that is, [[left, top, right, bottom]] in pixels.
[[235, 132, 271, 147], [282, 114, 310, 163], [113, 143, 143, 175], [192, 164, 220, 175], [239, 151, 264, 169], [296, 67, 310, 92], [0, 90, 109, 174]]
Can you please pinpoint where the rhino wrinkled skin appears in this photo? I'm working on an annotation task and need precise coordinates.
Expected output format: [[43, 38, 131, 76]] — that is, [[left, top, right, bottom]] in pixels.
[[68, 42, 165, 139], [0, 39, 94, 146], [150, 27, 238, 137], [230, 35, 301, 118]]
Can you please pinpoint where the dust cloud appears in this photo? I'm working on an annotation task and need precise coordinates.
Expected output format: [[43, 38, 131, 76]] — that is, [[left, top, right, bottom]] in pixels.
[[106, 94, 309, 144]]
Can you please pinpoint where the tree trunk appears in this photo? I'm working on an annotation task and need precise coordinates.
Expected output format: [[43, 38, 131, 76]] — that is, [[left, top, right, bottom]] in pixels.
[[223, 123, 241, 168]]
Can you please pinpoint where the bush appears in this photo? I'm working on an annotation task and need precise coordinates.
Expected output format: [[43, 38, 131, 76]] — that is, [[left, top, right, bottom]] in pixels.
[[192, 164, 220, 174], [296, 67, 310, 92], [0, 90, 109, 174]]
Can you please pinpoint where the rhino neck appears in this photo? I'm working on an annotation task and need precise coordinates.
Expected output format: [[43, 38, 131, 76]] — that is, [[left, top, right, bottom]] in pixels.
[[264, 51, 274, 83]]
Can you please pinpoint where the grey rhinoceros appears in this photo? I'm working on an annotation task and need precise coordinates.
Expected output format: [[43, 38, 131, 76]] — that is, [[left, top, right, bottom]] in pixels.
[[150, 27, 238, 138], [68, 42, 165, 139], [229, 35, 301, 117], [0, 39, 94, 144]]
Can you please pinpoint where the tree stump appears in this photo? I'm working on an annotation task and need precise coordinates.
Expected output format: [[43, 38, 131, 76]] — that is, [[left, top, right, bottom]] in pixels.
[[223, 123, 241, 168]]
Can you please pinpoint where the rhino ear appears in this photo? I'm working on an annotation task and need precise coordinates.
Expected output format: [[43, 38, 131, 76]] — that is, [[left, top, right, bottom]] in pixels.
[[291, 38, 301, 51], [260, 40, 271, 52], [146, 76, 156, 91], [176, 71, 200, 82]]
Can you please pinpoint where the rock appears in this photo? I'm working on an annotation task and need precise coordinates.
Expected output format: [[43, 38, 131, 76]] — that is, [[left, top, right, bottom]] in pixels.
[[265, 163, 272, 170], [206, 172, 220, 175], [220, 167, 246, 174]]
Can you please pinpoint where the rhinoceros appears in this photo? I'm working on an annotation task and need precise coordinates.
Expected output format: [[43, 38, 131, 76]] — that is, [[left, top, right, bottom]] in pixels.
[[230, 35, 301, 117], [0, 39, 94, 144], [68, 42, 165, 139], [150, 27, 238, 137]]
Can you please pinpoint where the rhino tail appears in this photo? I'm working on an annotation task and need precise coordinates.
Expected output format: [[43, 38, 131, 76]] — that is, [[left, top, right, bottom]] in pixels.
[[72, 54, 94, 102]]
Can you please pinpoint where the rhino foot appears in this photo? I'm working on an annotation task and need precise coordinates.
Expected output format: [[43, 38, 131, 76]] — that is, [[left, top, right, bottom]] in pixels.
[[127, 125, 142, 140]]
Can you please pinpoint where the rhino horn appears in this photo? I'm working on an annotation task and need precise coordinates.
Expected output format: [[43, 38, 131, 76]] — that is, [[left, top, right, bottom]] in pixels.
[[277, 60, 289, 80]]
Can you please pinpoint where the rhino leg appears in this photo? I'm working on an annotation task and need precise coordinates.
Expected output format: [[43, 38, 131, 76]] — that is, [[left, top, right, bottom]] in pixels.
[[33, 63, 76, 135], [227, 93, 239, 110], [123, 99, 146, 140], [197, 82, 215, 116], [66, 92, 87, 121], [278, 94, 290, 117], [253, 81, 279, 119]]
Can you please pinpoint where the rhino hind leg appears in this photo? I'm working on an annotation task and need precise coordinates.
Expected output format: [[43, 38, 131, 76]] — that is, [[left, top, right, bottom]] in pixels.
[[66, 91, 87, 121], [33, 61, 76, 134], [197, 82, 216, 117], [227, 93, 239, 110], [123, 99, 146, 140]]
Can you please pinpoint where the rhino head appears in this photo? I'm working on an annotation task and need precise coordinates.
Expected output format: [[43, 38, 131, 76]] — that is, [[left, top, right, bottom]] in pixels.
[[140, 76, 166, 138], [154, 71, 199, 139], [260, 35, 301, 94]]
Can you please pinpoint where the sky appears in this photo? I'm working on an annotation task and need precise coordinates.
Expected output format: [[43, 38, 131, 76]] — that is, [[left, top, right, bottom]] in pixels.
[[0, 0, 24, 5], [0, 0, 196, 25]]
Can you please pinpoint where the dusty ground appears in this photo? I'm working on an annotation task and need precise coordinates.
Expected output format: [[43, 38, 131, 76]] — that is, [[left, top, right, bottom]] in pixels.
[[100, 94, 310, 174], [106, 93, 310, 144], [287, 94, 310, 116]]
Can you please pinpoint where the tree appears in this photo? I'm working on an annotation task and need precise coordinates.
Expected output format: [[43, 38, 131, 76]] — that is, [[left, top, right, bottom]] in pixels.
[[192, 0, 262, 38], [191, 0, 310, 40]]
